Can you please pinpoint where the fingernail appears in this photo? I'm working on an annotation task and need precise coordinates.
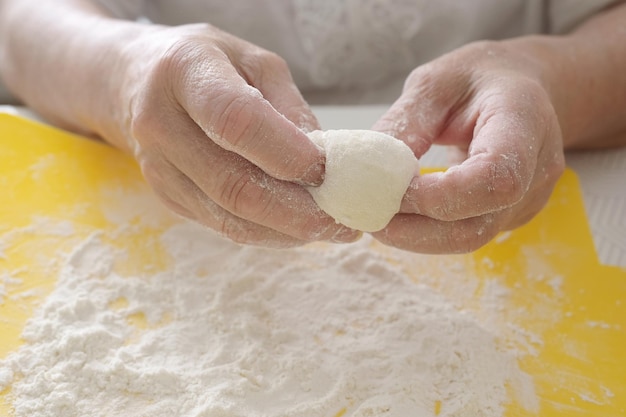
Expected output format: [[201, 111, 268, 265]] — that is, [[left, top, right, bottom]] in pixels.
[[330, 227, 363, 244], [299, 160, 325, 187]]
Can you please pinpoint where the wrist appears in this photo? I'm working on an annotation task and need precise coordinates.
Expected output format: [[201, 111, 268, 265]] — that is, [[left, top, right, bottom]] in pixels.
[[0, 2, 151, 150], [85, 21, 162, 152], [501, 4, 626, 149], [497, 36, 587, 148]]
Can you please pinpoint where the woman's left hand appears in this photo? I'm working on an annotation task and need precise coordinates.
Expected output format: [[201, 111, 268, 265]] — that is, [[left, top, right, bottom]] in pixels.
[[371, 40, 566, 253]]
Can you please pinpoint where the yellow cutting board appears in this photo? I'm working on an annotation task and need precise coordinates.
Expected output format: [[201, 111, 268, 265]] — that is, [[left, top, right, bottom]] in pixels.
[[0, 113, 625, 416]]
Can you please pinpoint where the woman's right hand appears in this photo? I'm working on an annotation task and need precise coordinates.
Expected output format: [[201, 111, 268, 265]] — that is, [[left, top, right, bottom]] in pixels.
[[98, 23, 360, 247]]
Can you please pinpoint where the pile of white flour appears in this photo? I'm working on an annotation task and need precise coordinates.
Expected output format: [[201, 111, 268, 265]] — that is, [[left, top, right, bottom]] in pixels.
[[0, 221, 537, 417]]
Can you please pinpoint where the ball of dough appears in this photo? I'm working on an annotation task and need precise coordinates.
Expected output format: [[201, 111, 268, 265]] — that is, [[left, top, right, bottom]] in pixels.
[[307, 129, 419, 232]]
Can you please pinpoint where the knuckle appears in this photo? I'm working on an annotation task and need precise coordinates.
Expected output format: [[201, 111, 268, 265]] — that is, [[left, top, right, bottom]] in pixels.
[[129, 113, 163, 157], [130, 32, 222, 125], [218, 170, 269, 220], [188, 189, 260, 245], [216, 169, 327, 242], [128, 85, 167, 148], [141, 36, 207, 101], [508, 206, 539, 230], [159, 192, 194, 219], [217, 215, 296, 248], [404, 65, 437, 96], [128, 40, 206, 148], [218, 170, 253, 212], [217, 216, 254, 245], [405, 60, 467, 95], [157, 36, 206, 82], [485, 160, 526, 207], [462, 40, 506, 61], [128, 105, 152, 141], [210, 93, 264, 151], [218, 217, 289, 247], [139, 157, 171, 193], [139, 157, 160, 183], [188, 192, 254, 244], [140, 160, 195, 219], [299, 217, 339, 242], [249, 196, 278, 228], [258, 50, 290, 73], [244, 48, 291, 80]]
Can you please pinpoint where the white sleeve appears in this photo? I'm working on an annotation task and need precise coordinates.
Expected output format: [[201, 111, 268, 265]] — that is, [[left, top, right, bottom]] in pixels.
[[91, 0, 146, 20], [548, 0, 620, 33]]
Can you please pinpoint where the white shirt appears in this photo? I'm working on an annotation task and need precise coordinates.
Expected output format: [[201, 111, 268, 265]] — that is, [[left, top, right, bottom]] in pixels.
[[0, 0, 617, 104]]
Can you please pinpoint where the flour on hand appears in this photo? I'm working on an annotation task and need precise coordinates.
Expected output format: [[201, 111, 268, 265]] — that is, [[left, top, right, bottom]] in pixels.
[[307, 129, 419, 232]]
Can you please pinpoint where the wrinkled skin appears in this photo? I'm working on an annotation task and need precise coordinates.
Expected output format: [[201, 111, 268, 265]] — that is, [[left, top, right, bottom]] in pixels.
[[115, 24, 361, 247], [372, 41, 565, 253], [0, 5, 361, 248]]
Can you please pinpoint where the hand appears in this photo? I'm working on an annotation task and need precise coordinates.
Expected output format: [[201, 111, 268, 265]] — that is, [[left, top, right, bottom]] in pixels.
[[2, 3, 357, 247], [105, 23, 360, 247], [372, 40, 566, 253]]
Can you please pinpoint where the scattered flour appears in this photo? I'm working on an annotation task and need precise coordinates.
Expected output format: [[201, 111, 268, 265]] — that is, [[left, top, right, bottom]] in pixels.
[[0, 271, 23, 304], [0, 220, 538, 417], [0, 218, 75, 304]]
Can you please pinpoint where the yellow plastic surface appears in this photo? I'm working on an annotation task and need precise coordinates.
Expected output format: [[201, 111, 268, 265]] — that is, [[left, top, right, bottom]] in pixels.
[[0, 114, 625, 416]]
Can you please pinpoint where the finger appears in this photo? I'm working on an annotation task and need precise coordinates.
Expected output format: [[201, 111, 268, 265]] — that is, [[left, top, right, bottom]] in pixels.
[[169, 44, 324, 186], [140, 156, 306, 248], [371, 65, 472, 157], [237, 48, 321, 132], [504, 145, 564, 230], [377, 171, 557, 254], [372, 211, 506, 254], [400, 106, 542, 221], [504, 187, 551, 230], [140, 110, 360, 244]]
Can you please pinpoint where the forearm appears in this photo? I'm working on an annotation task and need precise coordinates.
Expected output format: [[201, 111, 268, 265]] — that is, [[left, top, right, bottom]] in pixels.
[[0, 0, 145, 149], [504, 3, 626, 149]]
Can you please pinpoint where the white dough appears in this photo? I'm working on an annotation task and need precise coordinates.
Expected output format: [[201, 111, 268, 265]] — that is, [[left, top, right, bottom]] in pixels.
[[307, 129, 419, 232]]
